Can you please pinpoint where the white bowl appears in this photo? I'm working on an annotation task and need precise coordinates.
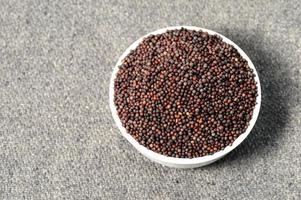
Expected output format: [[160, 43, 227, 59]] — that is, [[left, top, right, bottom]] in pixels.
[[109, 26, 261, 168]]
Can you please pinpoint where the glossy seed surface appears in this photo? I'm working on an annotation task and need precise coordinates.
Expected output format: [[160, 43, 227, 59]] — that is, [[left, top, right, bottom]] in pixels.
[[114, 28, 257, 158]]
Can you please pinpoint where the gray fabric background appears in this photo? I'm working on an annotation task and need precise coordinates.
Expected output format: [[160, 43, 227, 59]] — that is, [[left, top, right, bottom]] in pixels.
[[0, 0, 300, 199]]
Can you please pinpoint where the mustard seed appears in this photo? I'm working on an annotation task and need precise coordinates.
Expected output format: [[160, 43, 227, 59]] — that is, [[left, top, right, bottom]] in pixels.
[[114, 28, 257, 158]]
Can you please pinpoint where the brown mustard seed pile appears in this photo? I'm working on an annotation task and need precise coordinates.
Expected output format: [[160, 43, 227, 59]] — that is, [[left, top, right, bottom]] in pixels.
[[114, 28, 257, 158]]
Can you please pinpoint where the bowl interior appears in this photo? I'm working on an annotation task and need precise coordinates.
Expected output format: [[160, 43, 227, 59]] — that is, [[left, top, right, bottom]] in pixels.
[[109, 26, 261, 165]]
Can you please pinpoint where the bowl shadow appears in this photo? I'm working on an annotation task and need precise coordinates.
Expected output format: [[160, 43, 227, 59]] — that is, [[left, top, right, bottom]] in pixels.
[[201, 28, 296, 168]]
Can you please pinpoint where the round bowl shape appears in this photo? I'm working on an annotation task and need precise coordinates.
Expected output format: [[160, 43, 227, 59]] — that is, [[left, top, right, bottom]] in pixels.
[[109, 26, 261, 168]]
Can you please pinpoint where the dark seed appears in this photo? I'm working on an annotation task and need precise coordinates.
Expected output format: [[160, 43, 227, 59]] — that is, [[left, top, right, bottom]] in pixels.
[[114, 28, 258, 158]]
